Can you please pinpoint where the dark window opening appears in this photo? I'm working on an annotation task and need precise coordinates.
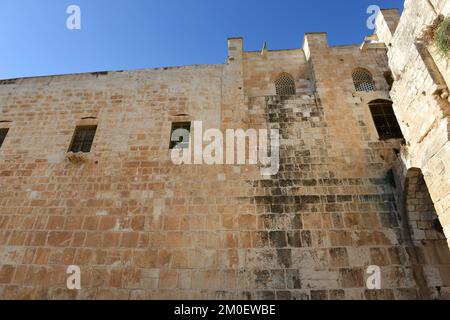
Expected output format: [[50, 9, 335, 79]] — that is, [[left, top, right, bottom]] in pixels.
[[386, 169, 396, 189], [170, 122, 191, 149], [0, 128, 9, 149], [433, 218, 444, 234], [68, 125, 97, 153], [383, 71, 394, 91], [369, 100, 403, 140]]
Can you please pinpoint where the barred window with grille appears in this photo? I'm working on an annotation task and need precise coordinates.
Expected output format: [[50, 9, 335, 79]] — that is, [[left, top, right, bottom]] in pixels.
[[369, 100, 403, 140], [68, 125, 97, 153], [352, 68, 376, 92], [275, 73, 296, 96], [0, 128, 9, 149]]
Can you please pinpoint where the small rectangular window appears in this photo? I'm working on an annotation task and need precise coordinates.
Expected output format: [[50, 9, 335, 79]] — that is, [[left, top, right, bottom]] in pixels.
[[68, 125, 97, 153], [169, 122, 191, 149], [0, 128, 9, 149]]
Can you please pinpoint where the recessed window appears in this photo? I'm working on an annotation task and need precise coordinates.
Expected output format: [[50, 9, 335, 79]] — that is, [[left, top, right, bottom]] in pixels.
[[275, 73, 296, 96], [352, 68, 376, 92], [369, 100, 403, 140], [169, 122, 191, 149], [0, 128, 9, 149], [68, 125, 97, 153], [383, 71, 394, 91]]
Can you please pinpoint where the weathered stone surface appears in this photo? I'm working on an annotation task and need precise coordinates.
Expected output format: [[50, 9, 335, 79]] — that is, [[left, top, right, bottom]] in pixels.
[[0, 1, 449, 300]]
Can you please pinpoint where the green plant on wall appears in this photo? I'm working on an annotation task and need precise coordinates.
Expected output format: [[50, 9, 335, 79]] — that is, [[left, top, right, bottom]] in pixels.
[[435, 16, 450, 58]]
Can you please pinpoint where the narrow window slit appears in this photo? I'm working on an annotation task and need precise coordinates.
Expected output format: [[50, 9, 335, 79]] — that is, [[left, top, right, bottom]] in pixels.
[[0, 128, 9, 149]]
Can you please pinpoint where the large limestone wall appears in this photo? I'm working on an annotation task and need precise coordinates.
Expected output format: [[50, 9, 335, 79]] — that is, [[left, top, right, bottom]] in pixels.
[[0, 66, 266, 299], [376, 2, 450, 247], [0, 13, 449, 299]]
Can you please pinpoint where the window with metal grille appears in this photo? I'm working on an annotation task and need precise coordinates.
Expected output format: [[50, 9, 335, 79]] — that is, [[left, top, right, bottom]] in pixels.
[[0, 128, 9, 149], [369, 100, 403, 140], [275, 73, 296, 96], [169, 122, 191, 149], [352, 68, 376, 92], [68, 125, 97, 153]]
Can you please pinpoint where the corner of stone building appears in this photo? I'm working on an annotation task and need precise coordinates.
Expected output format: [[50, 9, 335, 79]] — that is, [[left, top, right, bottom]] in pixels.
[[302, 32, 328, 61], [375, 9, 401, 47], [381, 0, 450, 253], [302, 33, 328, 93], [227, 37, 244, 65]]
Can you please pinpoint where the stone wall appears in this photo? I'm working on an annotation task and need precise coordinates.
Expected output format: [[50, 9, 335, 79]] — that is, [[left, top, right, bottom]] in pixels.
[[0, 2, 449, 299], [243, 49, 311, 97], [376, 2, 450, 249]]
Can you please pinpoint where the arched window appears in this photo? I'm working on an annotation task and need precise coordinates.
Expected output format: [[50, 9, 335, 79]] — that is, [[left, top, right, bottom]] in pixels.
[[368, 99, 403, 139], [352, 68, 376, 92], [275, 73, 296, 96]]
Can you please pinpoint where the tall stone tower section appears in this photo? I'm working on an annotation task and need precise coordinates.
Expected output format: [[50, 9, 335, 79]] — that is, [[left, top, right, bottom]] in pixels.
[[376, 4, 450, 249], [301, 24, 450, 298], [375, 1, 450, 297], [222, 38, 246, 128]]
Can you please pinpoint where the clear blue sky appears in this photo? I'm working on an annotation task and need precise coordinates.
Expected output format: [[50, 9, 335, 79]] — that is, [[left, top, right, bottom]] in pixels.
[[0, 0, 403, 80]]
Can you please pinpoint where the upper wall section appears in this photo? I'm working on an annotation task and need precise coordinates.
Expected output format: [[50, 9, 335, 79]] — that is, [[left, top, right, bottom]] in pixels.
[[1, 26, 396, 125], [0, 65, 225, 121], [0, 65, 225, 160], [243, 49, 311, 97], [375, 9, 401, 47], [299, 32, 400, 177], [239, 33, 392, 99], [375, 2, 450, 161], [302, 33, 392, 95]]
